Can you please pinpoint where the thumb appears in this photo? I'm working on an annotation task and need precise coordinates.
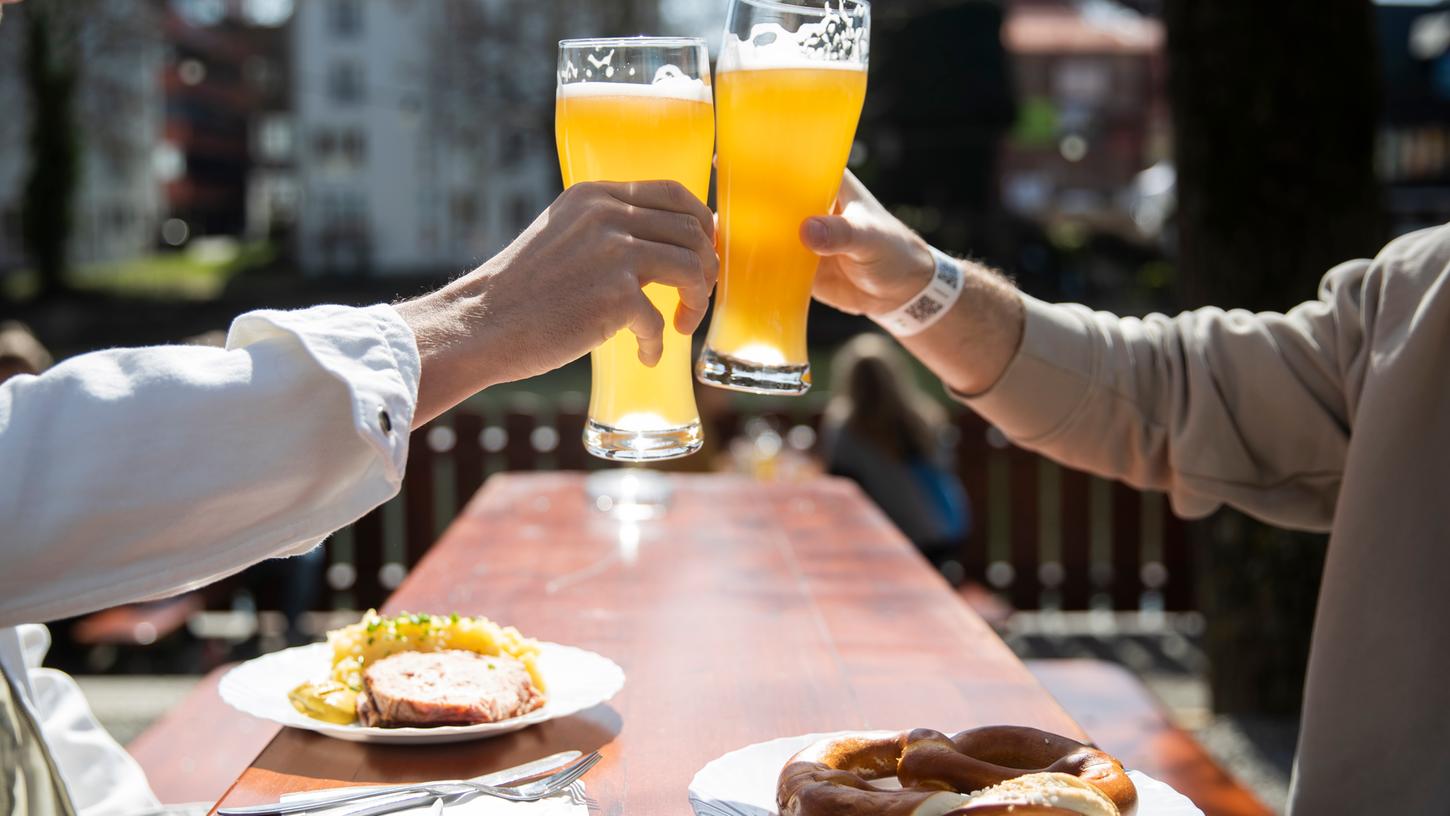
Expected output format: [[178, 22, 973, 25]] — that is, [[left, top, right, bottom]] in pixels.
[[800, 214, 859, 257]]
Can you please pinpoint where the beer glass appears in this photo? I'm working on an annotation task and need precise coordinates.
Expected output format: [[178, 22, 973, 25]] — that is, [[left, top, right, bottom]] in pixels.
[[697, 0, 870, 395], [556, 37, 714, 460]]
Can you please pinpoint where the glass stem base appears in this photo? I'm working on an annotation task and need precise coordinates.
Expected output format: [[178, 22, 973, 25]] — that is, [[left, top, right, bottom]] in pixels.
[[695, 347, 811, 395], [583, 418, 703, 462]]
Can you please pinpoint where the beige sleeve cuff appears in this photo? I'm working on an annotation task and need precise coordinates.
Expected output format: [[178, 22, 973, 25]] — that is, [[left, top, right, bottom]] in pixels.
[[953, 294, 1098, 444]]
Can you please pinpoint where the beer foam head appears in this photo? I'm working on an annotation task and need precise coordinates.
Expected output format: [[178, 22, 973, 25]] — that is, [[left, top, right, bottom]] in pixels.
[[719, 2, 869, 72], [558, 67, 712, 103]]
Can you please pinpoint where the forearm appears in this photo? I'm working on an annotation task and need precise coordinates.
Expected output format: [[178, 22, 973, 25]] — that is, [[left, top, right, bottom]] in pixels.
[[895, 255, 1026, 397], [395, 279, 499, 429]]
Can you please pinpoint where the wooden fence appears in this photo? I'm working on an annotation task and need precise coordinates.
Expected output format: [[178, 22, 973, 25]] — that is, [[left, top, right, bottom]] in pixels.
[[301, 399, 1192, 615]]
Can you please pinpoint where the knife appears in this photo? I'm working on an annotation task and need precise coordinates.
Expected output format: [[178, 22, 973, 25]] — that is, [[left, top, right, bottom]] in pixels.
[[217, 750, 582, 816]]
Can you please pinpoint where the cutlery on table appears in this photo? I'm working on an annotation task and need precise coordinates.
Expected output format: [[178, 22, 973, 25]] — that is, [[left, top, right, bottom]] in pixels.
[[326, 754, 601, 816], [217, 750, 589, 816]]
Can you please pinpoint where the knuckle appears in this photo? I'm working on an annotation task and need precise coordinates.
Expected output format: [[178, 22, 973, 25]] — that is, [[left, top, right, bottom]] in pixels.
[[578, 200, 610, 228], [611, 266, 637, 294], [567, 181, 598, 203], [606, 202, 635, 229], [680, 213, 706, 243], [667, 181, 687, 209], [682, 246, 704, 278]]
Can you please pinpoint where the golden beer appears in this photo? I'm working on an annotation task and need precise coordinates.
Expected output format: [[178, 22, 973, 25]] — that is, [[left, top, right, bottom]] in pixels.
[[709, 67, 866, 370], [697, 0, 870, 395], [555, 38, 714, 460]]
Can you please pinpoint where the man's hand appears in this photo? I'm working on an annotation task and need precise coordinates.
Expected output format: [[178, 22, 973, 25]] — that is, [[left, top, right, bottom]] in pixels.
[[801, 172, 936, 318], [800, 171, 1026, 396], [397, 180, 718, 427]]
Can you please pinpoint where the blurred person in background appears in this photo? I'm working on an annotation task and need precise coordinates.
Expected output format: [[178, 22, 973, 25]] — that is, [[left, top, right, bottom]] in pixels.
[[801, 171, 1450, 814], [0, 320, 52, 384], [819, 333, 970, 577]]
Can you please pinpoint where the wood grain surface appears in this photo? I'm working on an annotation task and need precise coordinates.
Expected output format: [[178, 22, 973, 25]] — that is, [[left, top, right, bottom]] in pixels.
[[212, 473, 1083, 815]]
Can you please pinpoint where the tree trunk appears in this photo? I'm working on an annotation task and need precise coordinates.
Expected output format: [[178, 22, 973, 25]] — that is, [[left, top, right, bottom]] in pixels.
[[1163, 0, 1384, 716], [21, 6, 81, 301]]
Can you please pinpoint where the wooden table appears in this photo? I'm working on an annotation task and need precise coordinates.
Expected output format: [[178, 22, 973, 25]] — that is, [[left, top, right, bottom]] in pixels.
[[213, 473, 1084, 815]]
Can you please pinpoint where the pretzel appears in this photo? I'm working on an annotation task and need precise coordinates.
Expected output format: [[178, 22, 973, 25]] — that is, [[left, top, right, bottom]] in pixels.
[[777, 727, 1136, 816]]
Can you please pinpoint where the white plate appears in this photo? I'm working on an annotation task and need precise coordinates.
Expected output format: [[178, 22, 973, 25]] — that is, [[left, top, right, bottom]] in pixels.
[[688, 731, 1204, 816], [219, 641, 625, 744]]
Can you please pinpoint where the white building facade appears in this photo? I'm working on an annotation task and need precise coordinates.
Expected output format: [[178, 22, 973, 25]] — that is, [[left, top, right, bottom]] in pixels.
[[291, 0, 568, 276]]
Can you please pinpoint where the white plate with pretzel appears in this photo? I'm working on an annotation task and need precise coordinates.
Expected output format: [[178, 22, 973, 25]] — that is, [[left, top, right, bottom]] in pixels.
[[689, 729, 1204, 816]]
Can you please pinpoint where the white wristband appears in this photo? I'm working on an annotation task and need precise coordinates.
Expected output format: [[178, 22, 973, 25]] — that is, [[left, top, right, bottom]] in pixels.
[[871, 247, 964, 337]]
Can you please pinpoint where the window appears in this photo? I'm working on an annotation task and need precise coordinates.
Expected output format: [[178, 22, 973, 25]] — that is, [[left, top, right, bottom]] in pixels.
[[510, 195, 533, 232], [501, 129, 527, 164], [320, 190, 368, 230], [313, 128, 337, 160], [328, 60, 364, 105], [256, 114, 294, 162], [451, 192, 478, 229], [340, 128, 366, 168], [330, 0, 362, 37], [312, 127, 366, 172]]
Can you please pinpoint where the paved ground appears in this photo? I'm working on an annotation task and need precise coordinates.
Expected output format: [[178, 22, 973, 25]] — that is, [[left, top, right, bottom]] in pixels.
[[75, 675, 201, 746]]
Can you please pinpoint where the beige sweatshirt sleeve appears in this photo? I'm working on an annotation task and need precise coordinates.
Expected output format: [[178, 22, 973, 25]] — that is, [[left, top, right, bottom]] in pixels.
[[959, 258, 1378, 533]]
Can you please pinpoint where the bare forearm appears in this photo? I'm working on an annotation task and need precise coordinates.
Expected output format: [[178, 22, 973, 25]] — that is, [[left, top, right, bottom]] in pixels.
[[395, 281, 498, 429], [898, 256, 1026, 396]]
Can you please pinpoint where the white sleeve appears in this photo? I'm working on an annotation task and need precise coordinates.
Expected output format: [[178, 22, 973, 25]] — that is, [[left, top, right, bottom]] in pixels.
[[0, 303, 420, 627]]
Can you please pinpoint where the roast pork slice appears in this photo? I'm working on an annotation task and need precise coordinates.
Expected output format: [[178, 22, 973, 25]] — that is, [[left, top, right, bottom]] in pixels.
[[356, 649, 545, 727]]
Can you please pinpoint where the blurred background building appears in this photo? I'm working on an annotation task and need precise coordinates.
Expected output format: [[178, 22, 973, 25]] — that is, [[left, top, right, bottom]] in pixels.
[[1377, 0, 1450, 233], [290, 0, 559, 274], [0, 0, 162, 271], [999, 0, 1168, 244]]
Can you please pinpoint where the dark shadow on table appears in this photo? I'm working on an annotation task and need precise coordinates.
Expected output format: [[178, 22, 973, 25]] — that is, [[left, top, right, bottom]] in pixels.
[[251, 703, 623, 784]]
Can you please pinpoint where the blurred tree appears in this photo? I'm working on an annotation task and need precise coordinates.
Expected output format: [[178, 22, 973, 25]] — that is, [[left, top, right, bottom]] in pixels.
[[13, 0, 155, 301], [860, 0, 1016, 264], [1163, 0, 1385, 716], [21, 4, 80, 300]]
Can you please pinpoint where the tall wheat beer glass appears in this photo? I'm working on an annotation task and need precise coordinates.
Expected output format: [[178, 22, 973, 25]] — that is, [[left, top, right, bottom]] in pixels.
[[697, 0, 870, 394], [556, 38, 714, 460]]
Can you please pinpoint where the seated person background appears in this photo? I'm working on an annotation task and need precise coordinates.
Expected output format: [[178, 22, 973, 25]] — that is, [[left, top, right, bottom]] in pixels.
[[819, 333, 970, 576], [0, 320, 52, 385]]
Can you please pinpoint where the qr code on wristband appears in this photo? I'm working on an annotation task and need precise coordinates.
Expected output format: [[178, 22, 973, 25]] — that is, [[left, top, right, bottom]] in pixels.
[[936, 264, 960, 287], [906, 295, 943, 322]]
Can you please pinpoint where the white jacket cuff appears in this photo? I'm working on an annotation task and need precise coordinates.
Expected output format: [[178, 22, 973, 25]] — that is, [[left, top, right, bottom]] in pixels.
[[226, 303, 420, 482]]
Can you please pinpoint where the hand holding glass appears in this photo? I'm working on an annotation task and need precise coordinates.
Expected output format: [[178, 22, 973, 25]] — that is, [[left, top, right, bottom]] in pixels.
[[556, 37, 715, 460]]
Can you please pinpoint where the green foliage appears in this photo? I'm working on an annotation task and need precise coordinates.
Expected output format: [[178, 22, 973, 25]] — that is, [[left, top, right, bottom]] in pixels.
[[1010, 96, 1059, 149], [2, 242, 276, 302]]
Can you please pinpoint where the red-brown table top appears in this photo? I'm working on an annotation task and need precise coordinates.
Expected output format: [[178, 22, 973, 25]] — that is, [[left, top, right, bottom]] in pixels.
[[212, 473, 1082, 815]]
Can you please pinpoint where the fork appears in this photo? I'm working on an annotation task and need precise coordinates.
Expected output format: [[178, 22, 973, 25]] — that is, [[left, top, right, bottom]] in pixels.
[[329, 753, 602, 816]]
